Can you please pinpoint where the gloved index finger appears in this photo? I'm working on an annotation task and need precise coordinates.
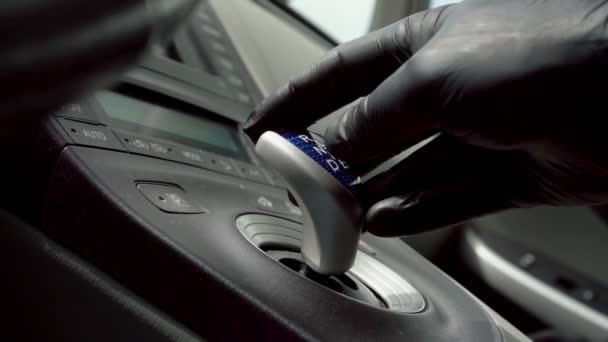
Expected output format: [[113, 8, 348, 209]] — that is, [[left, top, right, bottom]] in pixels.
[[243, 19, 416, 141]]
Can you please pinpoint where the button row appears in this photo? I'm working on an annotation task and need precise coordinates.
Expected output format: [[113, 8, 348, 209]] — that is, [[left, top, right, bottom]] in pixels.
[[191, 4, 251, 105], [57, 117, 280, 187], [116, 130, 257, 181]]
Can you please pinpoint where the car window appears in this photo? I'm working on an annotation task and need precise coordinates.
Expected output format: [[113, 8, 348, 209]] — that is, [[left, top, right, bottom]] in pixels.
[[429, 0, 461, 8], [281, 0, 462, 44], [285, 0, 377, 43]]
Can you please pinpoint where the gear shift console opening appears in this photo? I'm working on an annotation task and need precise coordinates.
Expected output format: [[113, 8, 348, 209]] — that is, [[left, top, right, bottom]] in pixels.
[[236, 214, 426, 313], [268, 250, 387, 309]]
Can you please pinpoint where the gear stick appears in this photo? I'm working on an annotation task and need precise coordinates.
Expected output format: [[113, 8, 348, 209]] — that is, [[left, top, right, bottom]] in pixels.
[[255, 131, 363, 275]]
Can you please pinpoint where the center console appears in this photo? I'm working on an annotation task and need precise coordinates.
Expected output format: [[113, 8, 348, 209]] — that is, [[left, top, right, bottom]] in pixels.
[[23, 1, 531, 341]]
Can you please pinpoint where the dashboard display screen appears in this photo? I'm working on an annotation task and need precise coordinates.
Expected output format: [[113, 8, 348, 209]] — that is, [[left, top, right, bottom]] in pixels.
[[96, 87, 247, 160]]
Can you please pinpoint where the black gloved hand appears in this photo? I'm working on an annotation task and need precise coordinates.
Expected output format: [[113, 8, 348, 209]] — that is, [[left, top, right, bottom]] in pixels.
[[245, 0, 608, 236]]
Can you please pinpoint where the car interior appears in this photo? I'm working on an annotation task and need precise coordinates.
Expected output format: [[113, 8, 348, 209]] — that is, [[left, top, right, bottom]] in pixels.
[[1, 1, 606, 341]]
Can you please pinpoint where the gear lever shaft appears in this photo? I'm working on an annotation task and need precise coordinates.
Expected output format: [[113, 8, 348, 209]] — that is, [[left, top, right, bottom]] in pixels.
[[255, 131, 363, 275]]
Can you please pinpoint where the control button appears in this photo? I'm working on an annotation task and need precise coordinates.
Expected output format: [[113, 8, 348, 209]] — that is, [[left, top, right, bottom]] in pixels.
[[196, 11, 212, 23], [216, 79, 229, 90], [52, 99, 101, 122], [115, 132, 181, 163], [210, 41, 227, 54], [53, 102, 85, 117], [581, 289, 596, 302], [226, 74, 244, 87], [205, 152, 240, 177], [175, 145, 208, 168], [235, 161, 270, 184], [137, 183, 206, 214], [236, 92, 251, 104], [150, 142, 169, 153], [519, 253, 536, 269], [251, 194, 303, 218], [261, 168, 287, 188], [217, 57, 235, 72], [58, 118, 125, 151], [257, 196, 274, 209], [201, 24, 222, 38]]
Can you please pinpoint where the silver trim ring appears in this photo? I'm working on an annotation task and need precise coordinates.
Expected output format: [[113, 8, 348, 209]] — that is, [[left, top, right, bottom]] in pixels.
[[236, 214, 425, 313]]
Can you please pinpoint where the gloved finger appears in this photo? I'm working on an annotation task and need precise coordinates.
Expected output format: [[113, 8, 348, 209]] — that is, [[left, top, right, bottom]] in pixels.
[[364, 183, 515, 237], [356, 135, 490, 207], [358, 135, 517, 236], [324, 46, 446, 167], [244, 5, 455, 141]]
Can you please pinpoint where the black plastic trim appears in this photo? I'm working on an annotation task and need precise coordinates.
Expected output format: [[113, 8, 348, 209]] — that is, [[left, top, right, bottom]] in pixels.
[[477, 229, 608, 316], [123, 65, 249, 123]]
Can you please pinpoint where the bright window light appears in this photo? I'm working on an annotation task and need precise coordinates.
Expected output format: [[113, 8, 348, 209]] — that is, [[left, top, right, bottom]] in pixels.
[[287, 0, 377, 43]]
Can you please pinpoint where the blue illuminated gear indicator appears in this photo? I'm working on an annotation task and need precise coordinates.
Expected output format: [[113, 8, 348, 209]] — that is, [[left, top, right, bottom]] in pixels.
[[279, 131, 358, 189]]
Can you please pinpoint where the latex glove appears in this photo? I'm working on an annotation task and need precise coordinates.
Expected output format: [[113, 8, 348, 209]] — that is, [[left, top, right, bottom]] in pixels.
[[245, 0, 608, 236]]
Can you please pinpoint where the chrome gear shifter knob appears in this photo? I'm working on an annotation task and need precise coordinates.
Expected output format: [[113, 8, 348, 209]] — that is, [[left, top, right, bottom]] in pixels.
[[255, 131, 363, 275]]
